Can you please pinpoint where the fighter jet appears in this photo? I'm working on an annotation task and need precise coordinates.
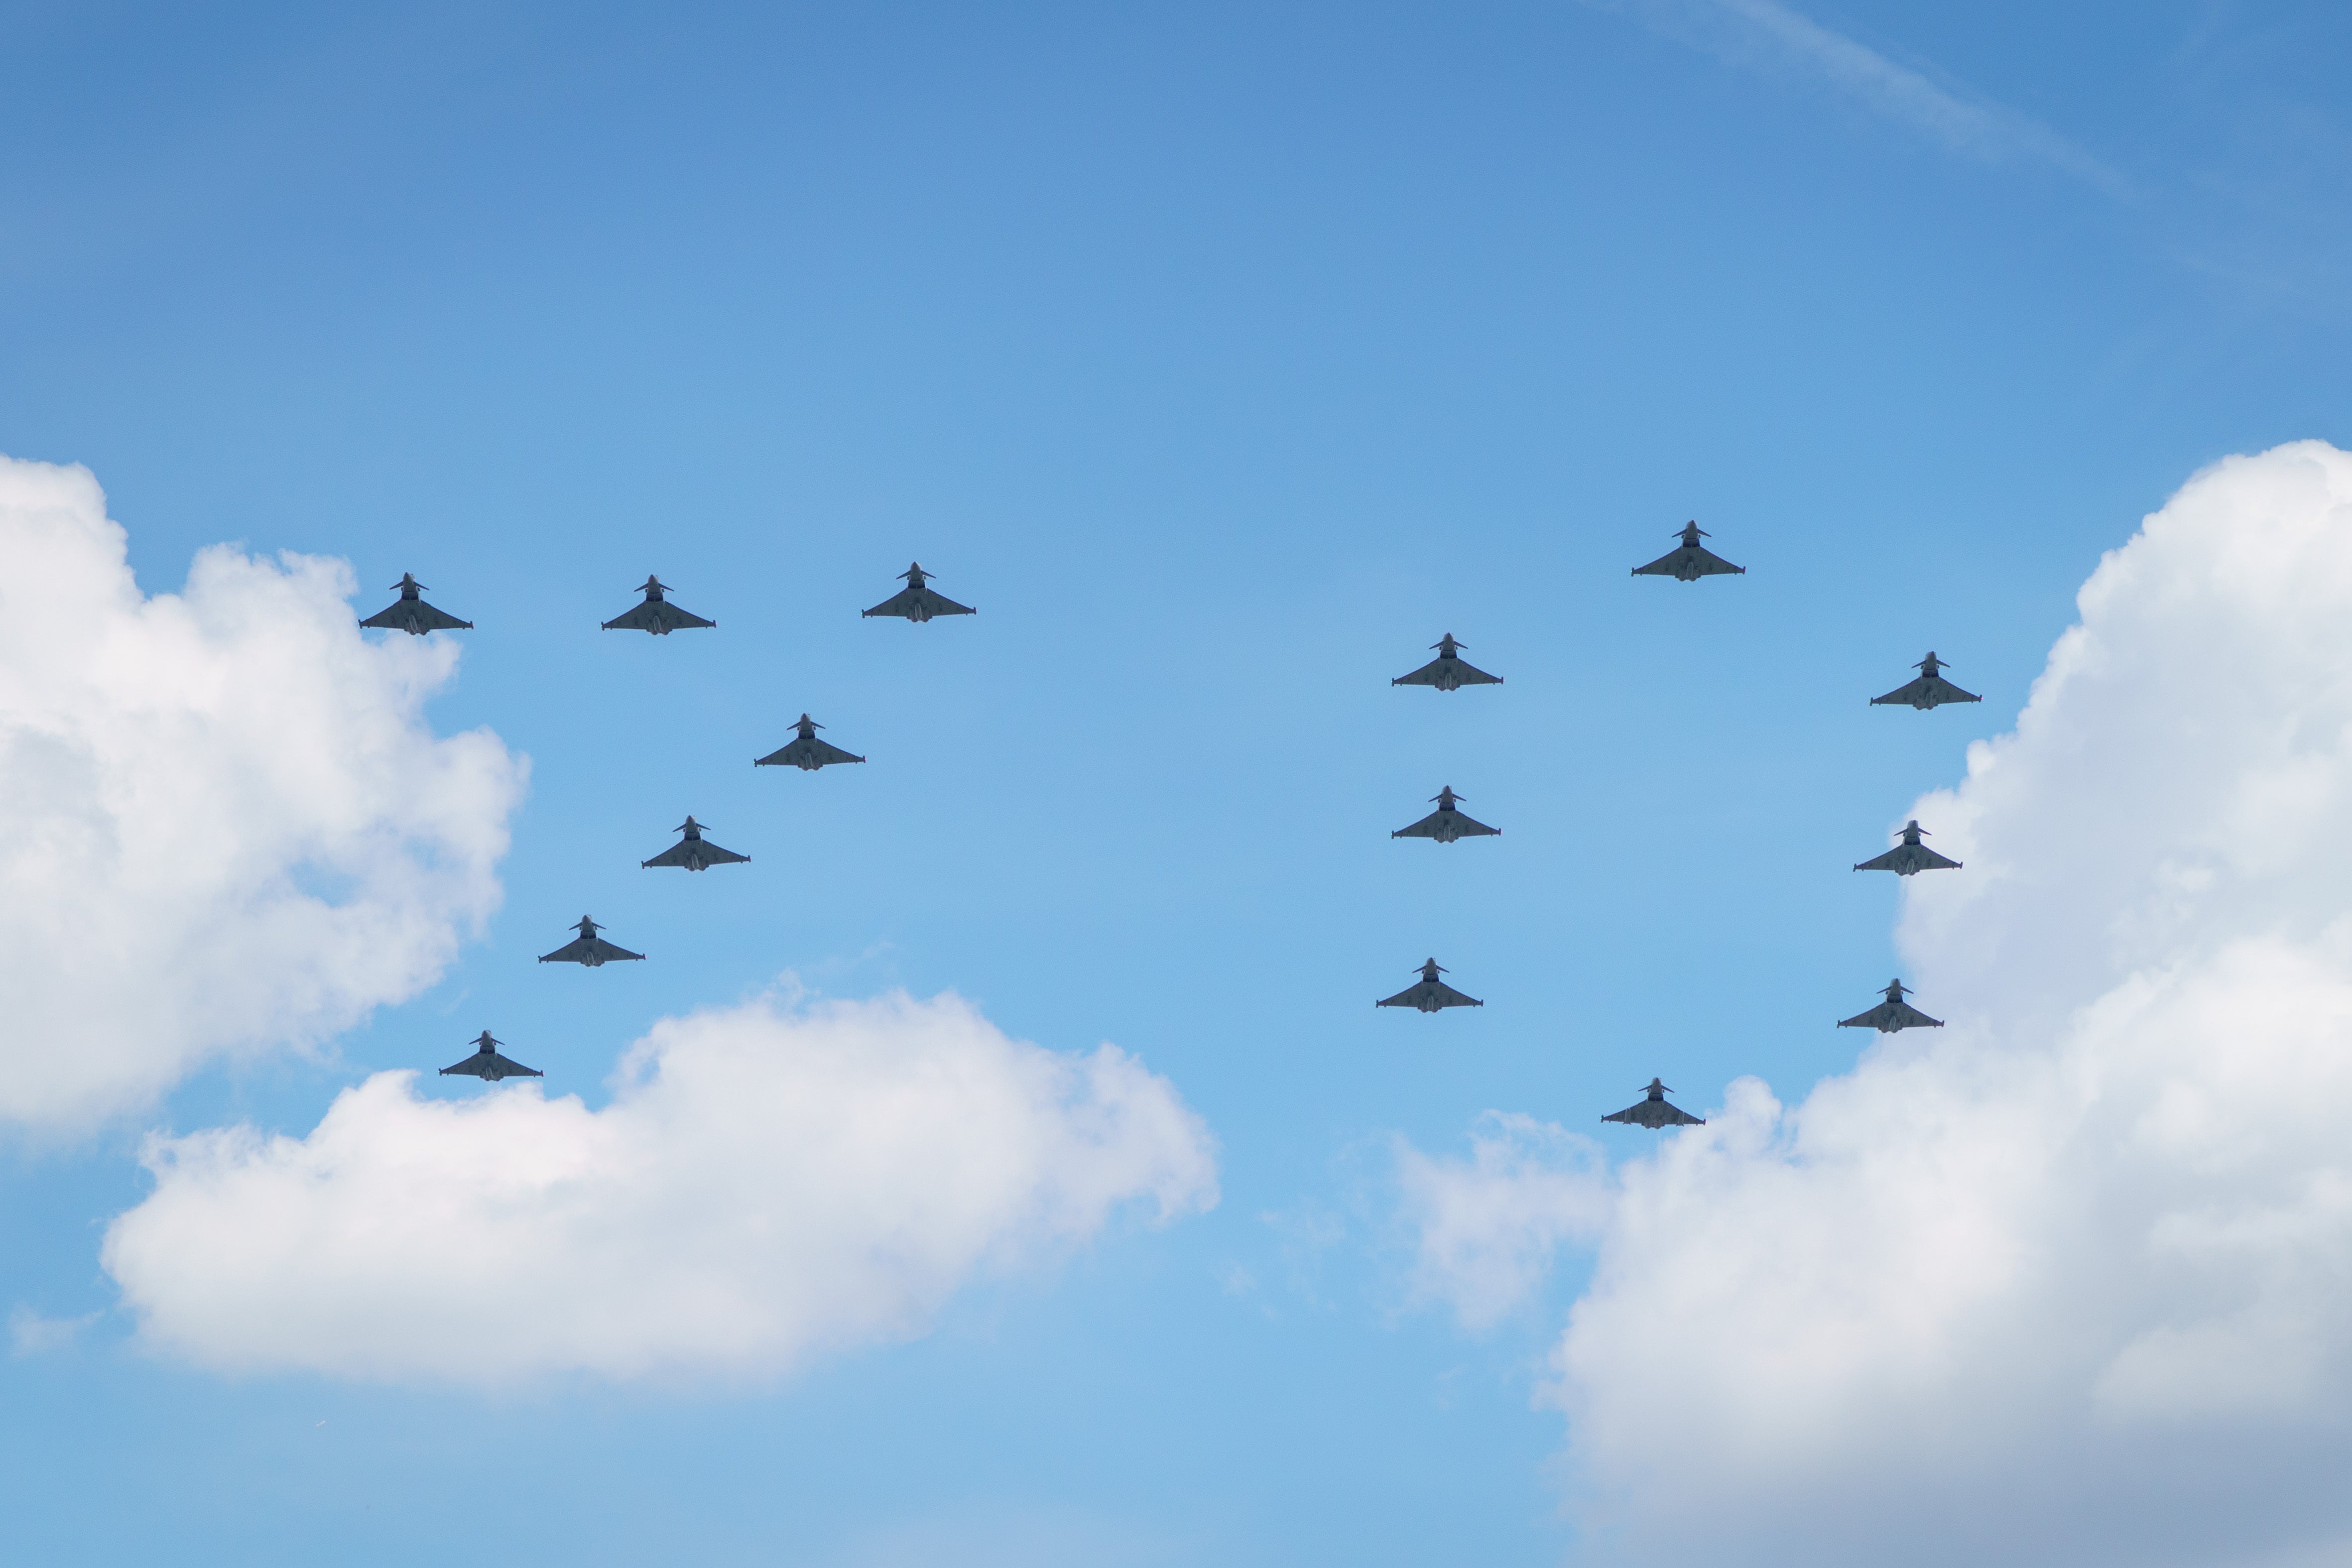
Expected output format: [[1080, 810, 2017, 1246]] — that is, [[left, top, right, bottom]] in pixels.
[[642, 816, 749, 871], [1854, 820, 1961, 876], [1376, 959, 1484, 1013], [1871, 652, 1981, 710], [1391, 786, 1499, 843], [602, 576, 716, 634], [1392, 633, 1502, 692], [1838, 978, 1944, 1033], [439, 1030, 542, 1082], [359, 573, 473, 635], [1601, 1079, 1705, 1128], [863, 562, 974, 622], [1632, 522, 1744, 581], [538, 916, 646, 968], [755, 714, 866, 771]]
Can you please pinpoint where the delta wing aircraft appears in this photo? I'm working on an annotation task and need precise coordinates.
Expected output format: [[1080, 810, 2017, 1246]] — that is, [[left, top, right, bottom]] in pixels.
[[1392, 633, 1501, 691], [440, 1031, 541, 1081], [755, 715, 866, 771], [538, 916, 646, 967], [1602, 1079, 1705, 1128], [642, 816, 749, 871], [863, 562, 974, 622], [1632, 522, 1744, 581], [1391, 786, 1498, 844], [1838, 978, 1943, 1033], [360, 573, 473, 635], [1854, 820, 1961, 876], [1377, 959, 1484, 1013], [603, 576, 716, 634], [1871, 652, 1981, 710]]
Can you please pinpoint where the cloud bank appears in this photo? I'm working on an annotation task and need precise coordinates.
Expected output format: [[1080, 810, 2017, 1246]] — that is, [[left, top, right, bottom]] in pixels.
[[103, 990, 1218, 1384], [1393, 1113, 1610, 1331], [1406, 442, 2352, 1565], [0, 456, 523, 1130]]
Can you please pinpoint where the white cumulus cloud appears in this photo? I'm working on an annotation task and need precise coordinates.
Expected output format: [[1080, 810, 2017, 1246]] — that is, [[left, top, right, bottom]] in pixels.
[[1393, 1113, 1611, 1331], [102, 990, 1219, 1384], [0, 456, 523, 1130], [1404, 442, 2352, 1566]]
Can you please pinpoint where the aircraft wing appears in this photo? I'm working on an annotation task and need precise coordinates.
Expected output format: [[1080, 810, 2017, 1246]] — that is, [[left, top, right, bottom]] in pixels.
[[410, 602, 473, 631], [755, 737, 866, 768], [1913, 845, 1963, 871], [1837, 1000, 1944, 1031], [538, 937, 596, 964], [605, 601, 715, 632], [358, 604, 410, 629], [1603, 1100, 1703, 1127], [1633, 546, 1744, 577], [652, 602, 716, 630], [1683, 547, 1742, 576], [865, 587, 976, 619], [442, 1052, 542, 1081], [1630, 549, 1685, 577], [1392, 812, 1446, 839], [642, 842, 696, 868], [1854, 847, 1908, 872], [698, 842, 751, 865], [1392, 657, 1501, 688], [1919, 676, 1981, 706], [587, 937, 646, 963], [1870, 677, 1932, 707]]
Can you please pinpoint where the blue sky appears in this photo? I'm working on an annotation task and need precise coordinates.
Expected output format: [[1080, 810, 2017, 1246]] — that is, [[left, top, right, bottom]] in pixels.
[[5, 2, 2352, 1563]]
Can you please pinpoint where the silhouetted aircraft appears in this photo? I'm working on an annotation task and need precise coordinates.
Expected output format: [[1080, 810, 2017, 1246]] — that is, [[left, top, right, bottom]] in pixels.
[[1854, 820, 1961, 876], [360, 573, 472, 635], [1392, 786, 1499, 843], [1632, 522, 1743, 581], [1602, 1078, 1704, 1128], [440, 1031, 541, 1081], [863, 562, 974, 622], [1871, 652, 1981, 710], [755, 714, 866, 771], [602, 576, 715, 634], [538, 916, 645, 968], [1838, 978, 1943, 1033], [642, 816, 749, 871], [1392, 633, 1501, 691], [1377, 959, 1484, 1013]]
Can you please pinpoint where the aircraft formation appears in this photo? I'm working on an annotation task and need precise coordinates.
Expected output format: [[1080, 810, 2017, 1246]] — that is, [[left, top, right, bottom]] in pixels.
[[368, 529, 1975, 1124], [353, 562, 968, 1082], [1372, 521, 1978, 1132]]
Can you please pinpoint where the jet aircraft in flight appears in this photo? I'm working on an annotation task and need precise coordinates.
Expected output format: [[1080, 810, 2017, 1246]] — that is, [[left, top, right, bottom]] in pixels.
[[1854, 820, 1961, 876], [755, 714, 867, 771], [602, 576, 716, 634], [1632, 522, 1744, 581], [359, 573, 473, 635], [642, 816, 749, 871], [538, 916, 646, 967], [1602, 1079, 1705, 1128], [440, 1031, 542, 1081], [1838, 978, 1943, 1033], [1871, 652, 1981, 710], [1377, 959, 1484, 1013], [1392, 633, 1501, 691], [863, 562, 974, 622], [1391, 786, 1499, 843]]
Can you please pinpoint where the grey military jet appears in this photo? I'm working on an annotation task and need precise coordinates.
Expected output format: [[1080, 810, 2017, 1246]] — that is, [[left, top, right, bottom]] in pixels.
[[538, 916, 646, 967], [360, 573, 473, 635], [863, 562, 974, 622], [1855, 820, 1961, 876], [440, 1031, 542, 1082], [1632, 522, 1744, 581], [1838, 978, 1943, 1033], [1602, 1079, 1705, 1128], [602, 576, 716, 634], [1872, 652, 1981, 710], [1392, 634, 1501, 691], [755, 714, 866, 771], [1377, 959, 1484, 1013], [1392, 786, 1499, 844], [642, 816, 749, 871]]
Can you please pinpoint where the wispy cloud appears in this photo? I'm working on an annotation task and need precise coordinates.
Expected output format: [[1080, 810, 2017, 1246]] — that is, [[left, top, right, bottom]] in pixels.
[[10, 1307, 96, 1356], [1597, 0, 2129, 195]]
